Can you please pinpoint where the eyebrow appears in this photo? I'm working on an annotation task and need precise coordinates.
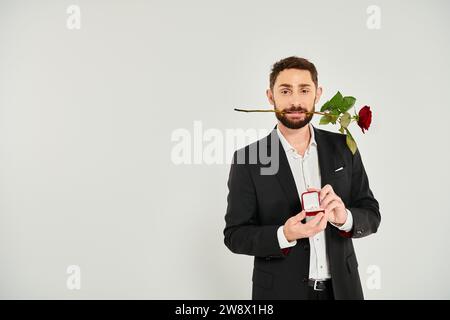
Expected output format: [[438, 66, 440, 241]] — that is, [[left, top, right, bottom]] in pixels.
[[278, 83, 311, 88]]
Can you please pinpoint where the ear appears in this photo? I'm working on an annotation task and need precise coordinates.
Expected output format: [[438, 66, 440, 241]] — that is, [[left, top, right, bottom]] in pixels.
[[314, 86, 323, 105], [266, 88, 275, 106]]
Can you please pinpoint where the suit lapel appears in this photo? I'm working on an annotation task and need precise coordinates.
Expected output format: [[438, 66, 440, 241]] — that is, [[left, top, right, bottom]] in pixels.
[[268, 125, 302, 216], [313, 125, 337, 188], [314, 126, 344, 255]]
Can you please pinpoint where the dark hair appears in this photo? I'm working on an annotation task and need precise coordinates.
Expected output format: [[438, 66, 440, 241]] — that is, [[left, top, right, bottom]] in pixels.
[[269, 56, 318, 90]]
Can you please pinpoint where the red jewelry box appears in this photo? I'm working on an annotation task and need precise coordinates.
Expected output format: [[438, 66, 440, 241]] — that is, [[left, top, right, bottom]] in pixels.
[[301, 190, 325, 217]]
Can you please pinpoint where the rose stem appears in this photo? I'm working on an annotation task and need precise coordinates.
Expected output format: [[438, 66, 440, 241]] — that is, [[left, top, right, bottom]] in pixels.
[[234, 108, 328, 116]]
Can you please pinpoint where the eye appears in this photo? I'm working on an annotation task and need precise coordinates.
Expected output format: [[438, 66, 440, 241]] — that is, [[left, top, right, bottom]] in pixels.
[[301, 89, 309, 94], [281, 90, 290, 94]]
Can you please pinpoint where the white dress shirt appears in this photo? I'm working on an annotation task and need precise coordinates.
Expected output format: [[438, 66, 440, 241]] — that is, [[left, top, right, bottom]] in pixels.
[[276, 123, 353, 280]]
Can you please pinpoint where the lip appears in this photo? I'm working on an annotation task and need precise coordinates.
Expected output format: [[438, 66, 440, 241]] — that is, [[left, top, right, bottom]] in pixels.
[[285, 111, 305, 117]]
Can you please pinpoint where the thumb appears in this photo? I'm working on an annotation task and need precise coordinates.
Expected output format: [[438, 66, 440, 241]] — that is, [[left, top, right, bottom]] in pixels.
[[295, 210, 306, 222]]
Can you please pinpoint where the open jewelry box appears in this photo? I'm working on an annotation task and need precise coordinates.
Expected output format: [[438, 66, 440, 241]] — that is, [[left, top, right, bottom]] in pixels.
[[301, 190, 325, 216]]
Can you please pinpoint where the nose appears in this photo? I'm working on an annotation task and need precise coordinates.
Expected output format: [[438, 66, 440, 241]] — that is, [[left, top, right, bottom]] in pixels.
[[290, 93, 303, 109]]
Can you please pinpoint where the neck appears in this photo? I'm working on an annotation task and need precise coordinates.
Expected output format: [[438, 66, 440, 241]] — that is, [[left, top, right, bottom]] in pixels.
[[277, 122, 311, 150]]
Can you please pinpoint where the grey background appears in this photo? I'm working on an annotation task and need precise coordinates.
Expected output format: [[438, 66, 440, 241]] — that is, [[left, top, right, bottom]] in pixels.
[[1, 0, 449, 299]]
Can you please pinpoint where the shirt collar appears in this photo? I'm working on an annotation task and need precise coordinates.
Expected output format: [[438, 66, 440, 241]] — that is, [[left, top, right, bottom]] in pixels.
[[276, 123, 317, 154]]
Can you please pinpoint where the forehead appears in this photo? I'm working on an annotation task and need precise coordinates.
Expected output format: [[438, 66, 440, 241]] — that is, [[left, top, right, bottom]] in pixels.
[[274, 68, 314, 87]]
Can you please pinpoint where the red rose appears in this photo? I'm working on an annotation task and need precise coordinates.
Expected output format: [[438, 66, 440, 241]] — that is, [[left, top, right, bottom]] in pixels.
[[357, 106, 372, 133]]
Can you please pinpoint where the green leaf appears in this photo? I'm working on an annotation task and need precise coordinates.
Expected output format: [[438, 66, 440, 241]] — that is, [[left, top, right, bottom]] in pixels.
[[320, 99, 332, 112], [329, 91, 343, 106], [340, 112, 351, 128], [340, 96, 356, 113], [339, 126, 345, 134], [320, 91, 343, 112], [330, 108, 341, 116], [320, 114, 332, 125], [329, 114, 339, 124], [344, 128, 358, 155], [346, 135, 357, 155]]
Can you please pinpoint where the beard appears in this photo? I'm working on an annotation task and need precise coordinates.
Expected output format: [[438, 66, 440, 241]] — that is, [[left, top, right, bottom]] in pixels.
[[274, 103, 314, 130]]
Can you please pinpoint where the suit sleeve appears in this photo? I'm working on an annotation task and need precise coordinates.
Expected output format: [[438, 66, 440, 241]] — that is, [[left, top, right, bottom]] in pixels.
[[340, 148, 381, 239], [223, 151, 287, 258]]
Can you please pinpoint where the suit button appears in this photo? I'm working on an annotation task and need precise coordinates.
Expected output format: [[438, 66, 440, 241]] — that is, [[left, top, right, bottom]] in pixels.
[[303, 245, 309, 251], [356, 230, 363, 235], [302, 277, 308, 283]]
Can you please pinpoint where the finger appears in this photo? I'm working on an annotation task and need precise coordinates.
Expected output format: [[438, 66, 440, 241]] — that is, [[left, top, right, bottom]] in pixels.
[[305, 212, 324, 227], [325, 199, 341, 212], [293, 210, 306, 223], [298, 210, 306, 221], [307, 187, 320, 192], [326, 200, 346, 224], [322, 209, 331, 222], [318, 211, 329, 230], [319, 184, 334, 202], [321, 194, 340, 210]]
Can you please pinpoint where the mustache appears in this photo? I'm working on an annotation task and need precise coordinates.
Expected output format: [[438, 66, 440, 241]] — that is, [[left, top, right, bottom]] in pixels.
[[281, 107, 309, 114]]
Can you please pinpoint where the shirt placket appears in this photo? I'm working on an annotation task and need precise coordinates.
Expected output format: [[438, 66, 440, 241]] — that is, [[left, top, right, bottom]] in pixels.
[[304, 149, 328, 280]]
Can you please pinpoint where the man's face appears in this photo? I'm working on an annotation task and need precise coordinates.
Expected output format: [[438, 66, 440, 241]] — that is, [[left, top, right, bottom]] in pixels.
[[266, 68, 322, 129]]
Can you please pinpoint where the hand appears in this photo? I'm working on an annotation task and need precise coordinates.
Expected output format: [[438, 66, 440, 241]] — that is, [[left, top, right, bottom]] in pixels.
[[307, 185, 348, 226], [283, 210, 329, 242]]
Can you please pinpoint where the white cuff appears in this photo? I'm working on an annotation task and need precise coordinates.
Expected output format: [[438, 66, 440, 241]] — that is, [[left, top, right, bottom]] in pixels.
[[330, 209, 353, 232], [277, 226, 297, 249]]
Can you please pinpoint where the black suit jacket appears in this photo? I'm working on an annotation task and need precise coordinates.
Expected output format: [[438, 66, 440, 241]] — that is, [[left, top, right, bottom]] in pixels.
[[223, 124, 381, 300]]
